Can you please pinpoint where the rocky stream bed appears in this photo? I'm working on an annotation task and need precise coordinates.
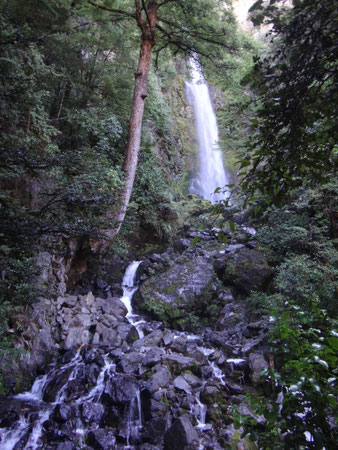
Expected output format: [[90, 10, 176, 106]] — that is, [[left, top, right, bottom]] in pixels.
[[0, 223, 274, 449]]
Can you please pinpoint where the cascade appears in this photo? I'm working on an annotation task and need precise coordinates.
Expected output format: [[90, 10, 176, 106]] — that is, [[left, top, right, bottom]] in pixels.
[[0, 243, 263, 449], [120, 260, 145, 338], [185, 58, 230, 204]]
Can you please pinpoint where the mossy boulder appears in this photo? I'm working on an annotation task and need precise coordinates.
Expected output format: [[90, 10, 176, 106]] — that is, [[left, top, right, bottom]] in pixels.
[[137, 256, 220, 329], [219, 248, 273, 294]]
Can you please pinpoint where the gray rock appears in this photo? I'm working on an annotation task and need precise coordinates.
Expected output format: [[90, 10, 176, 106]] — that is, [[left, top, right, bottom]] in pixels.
[[161, 353, 196, 370], [143, 347, 165, 367], [68, 314, 91, 329], [96, 296, 128, 317], [139, 256, 215, 314], [146, 366, 170, 393], [133, 329, 164, 350], [242, 337, 264, 355], [87, 429, 116, 449], [226, 244, 245, 254], [101, 328, 122, 347], [79, 291, 95, 305], [63, 295, 78, 307], [148, 253, 162, 263], [164, 416, 199, 450], [249, 353, 269, 385], [219, 248, 273, 294], [173, 376, 191, 394], [174, 238, 192, 252], [82, 402, 105, 424], [183, 373, 203, 388], [65, 327, 90, 350], [117, 352, 144, 374], [200, 385, 220, 405]]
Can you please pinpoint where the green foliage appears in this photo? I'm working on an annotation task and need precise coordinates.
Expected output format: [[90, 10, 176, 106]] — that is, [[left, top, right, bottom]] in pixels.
[[238, 302, 337, 449], [243, 181, 338, 446], [239, 0, 338, 204]]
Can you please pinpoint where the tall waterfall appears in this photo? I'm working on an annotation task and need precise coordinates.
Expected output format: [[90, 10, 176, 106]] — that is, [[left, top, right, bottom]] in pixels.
[[186, 59, 230, 203]]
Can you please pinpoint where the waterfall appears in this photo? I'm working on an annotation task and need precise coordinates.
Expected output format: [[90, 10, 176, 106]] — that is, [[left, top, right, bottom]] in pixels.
[[120, 260, 145, 338], [186, 59, 230, 204]]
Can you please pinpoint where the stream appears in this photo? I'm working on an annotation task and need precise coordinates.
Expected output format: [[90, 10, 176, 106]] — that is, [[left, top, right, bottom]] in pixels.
[[0, 242, 268, 449]]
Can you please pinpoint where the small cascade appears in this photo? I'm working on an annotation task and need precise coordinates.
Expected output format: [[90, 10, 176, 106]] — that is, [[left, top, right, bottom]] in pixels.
[[186, 58, 230, 204], [125, 389, 143, 448], [120, 260, 145, 338], [0, 352, 82, 449], [195, 391, 208, 430]]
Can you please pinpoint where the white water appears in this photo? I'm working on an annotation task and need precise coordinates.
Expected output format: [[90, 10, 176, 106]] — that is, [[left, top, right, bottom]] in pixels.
[[120, 261, 145, 338], [186, 59, 230, 204], [125, 389, 143, 448]]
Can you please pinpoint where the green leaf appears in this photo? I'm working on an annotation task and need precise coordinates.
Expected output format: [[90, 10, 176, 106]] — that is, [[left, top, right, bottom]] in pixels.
[[191, 236, 200, 246], [229, 221, 236, 232], [254, 205, 261, 215], [327, 337, 338, 351], [217, 233, 228, 244]]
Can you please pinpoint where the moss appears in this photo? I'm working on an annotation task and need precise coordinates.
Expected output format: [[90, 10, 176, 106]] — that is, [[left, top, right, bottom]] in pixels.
[[139, 295, 182, 326]]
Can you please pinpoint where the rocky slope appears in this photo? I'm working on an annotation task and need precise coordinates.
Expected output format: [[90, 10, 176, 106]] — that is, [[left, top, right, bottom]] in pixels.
[[0, 209, 274, 449]]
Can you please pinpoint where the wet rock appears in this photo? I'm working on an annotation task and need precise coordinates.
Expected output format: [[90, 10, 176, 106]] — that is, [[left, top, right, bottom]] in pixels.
[[162, 353, 197, 371], [174, 238, 192, 252], [164, 416, 199, 450], [0, 399, 21, 427], [173, 376, 191, 394], [249, 353, 269, 385], [143, 415, 171, 444], [117, 352, 144, 374], [101, 328, 121, 347], [56, 442, 77, 450], [143, 347, 164, 367], [148, 253, 162, 263], [218, 248, 273, 294], [205, 331, 234, 355], [102, 375, 139, 406], [133, 329, 164, 350], [242, 337, 264, 355], [86, 428, 116, 449], [53, 404, 72, 423], [183, 373, 203, 388], [82, 402, 105, 424], [226, 381, 245, 395], [200, 385, 220, 405], [146, 366, 170, 393], [138, 256, 216, 326]]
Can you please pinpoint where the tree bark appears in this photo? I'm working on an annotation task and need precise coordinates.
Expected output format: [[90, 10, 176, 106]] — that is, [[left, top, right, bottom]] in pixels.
[[91, 1, 158, 254]]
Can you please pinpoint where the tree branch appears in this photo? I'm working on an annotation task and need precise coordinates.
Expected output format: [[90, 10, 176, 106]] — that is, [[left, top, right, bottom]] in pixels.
[[87, 1, 136, 20]]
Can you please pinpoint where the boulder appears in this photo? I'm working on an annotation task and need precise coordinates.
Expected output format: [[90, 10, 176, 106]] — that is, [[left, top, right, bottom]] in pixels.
[[173, 376, 191, 394], [164, 416, 199, 450], [82, 402, 105, 424], [86, 429, 116, 449], [218, 248, 273, 294], [146, 366, 170, 393], [138, 256, 217, 327]]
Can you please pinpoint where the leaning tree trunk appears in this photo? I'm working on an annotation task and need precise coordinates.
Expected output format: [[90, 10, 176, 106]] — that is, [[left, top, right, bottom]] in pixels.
[[91, 2, 158, 254]]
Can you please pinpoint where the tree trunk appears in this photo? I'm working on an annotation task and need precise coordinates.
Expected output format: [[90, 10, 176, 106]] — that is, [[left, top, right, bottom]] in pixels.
[[91, 2, 158, 254]]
